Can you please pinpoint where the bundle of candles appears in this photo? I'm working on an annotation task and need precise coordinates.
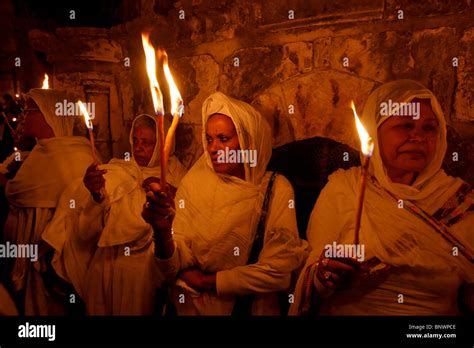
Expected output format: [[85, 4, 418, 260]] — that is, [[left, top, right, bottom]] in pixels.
[[141, 31, 184, 192]]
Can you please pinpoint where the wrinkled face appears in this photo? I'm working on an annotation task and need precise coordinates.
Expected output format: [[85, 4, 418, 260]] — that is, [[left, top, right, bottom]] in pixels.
[[205, 113, 244, 177], [378, 98, 439, 179], [133, 125, 156, 167], [21, 99, 53, 139]]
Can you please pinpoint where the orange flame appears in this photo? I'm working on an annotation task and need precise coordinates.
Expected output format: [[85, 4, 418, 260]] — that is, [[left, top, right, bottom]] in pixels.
[[78, 100, 93, 130], [41, 74, 49, 89], [351, 101, 374, 156], [161, 50, 184, 116], [141, 32, 164, 115], [141, 32, 183, 117]]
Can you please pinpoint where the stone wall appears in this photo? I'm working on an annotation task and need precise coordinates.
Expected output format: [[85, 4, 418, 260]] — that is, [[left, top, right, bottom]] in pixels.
[[123, 0, 474, 176], [12, 0, 474, 182]]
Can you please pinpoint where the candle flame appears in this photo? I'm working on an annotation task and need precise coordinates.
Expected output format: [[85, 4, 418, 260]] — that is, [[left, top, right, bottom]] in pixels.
[[351, 101, 374, 156], [141, 32, 164, 115], [78, 100, 93, 130], [160, 49, 184, 117], [141, 32, 183, 117], [42, 74, 49, 89]]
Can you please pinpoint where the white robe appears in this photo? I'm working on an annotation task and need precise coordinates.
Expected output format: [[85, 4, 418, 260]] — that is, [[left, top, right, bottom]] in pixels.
[[290, 80, 474, 315], [156, 92, 309, 315], [4, 136, 95, 315], [290, 168, 473, 315], [43, 114, 187, 315]]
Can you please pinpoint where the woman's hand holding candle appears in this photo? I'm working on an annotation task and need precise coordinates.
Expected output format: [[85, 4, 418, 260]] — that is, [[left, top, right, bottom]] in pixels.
[[141, 181, 176, 259], [316, 252, 369, 290], [83, 163, 107, 203]]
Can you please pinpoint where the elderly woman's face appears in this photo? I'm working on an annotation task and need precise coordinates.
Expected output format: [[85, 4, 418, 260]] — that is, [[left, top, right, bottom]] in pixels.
[[206, 113, 244, 178], [378, 99, 438, 180], [133, 125, 156, 167]]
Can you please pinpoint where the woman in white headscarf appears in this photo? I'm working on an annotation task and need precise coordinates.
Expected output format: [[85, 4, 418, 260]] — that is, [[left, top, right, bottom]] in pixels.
[[290, 80, 474, 315], [42, 114, 187, 315], [143, 92, 308, 315], [3, 88, 95, 315]]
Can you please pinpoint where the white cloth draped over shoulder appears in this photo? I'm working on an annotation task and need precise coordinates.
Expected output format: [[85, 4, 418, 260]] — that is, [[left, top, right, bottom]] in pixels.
[[290, 80, 474, 315], [4, 88, 95, 315], [156, 92, 308, 315], [42, 114, 187, 315]]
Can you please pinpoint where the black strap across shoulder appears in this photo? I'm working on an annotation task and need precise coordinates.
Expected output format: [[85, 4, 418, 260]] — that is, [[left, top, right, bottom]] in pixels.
[[232, 171, 277, 316], [247, 171, 278, 264]]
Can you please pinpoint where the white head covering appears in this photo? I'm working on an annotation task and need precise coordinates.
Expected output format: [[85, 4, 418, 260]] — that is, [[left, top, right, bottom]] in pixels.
[[361, 79, 459, 203], [354, 80, 471, 275], [129, 114, 160, 168], [201, 92, 272, 185], [172, 92, 274, 272], [27, 88, 76, 137], [290, 80, 473, 315], [6, 87, 94, 208], [42, 113, 187, 303], [89, 113, 186, 247]]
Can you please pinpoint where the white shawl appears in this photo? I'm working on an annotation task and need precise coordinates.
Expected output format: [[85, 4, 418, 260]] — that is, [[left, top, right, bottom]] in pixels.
[[164, 92, 307, 315], [290, 80, 474, 315], [42, 114, 187, 313]]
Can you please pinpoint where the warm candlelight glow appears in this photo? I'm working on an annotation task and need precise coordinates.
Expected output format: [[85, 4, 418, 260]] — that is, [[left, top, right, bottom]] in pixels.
[[351, 101, 374, 156], [12, 117, 17, 122], [140, 31, 184, 190], [161, 50, 184, 117], [141, 32, 164, 115], [78, 100, 93, 129], [141, 32, 183, 117], [78, 99, 97, 163], [42, 74, 49, 89]]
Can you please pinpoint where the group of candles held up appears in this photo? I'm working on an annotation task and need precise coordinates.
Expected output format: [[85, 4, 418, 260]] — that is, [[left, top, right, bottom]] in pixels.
[[29, 41, 474, 266], [30, 41, 369, 248], [40, 37, 371, 244], [76, 31, 184, 192], [36, 33, 371, 248]]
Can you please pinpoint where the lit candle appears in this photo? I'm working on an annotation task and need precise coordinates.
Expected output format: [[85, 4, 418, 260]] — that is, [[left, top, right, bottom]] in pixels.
[[351, 101, 374, 245], [41, 74, 49, 89], [78, 100, 97, 163], [141, 31, 184, 191], [161, 47, 184, 167]]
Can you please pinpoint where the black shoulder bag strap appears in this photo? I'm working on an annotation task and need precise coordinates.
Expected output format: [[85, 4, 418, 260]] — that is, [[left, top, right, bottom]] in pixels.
[[232, 171, 278, 316]]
